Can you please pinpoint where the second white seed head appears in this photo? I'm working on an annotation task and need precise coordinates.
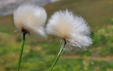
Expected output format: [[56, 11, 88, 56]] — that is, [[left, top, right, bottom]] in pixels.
[[46, 10, 92, 48]]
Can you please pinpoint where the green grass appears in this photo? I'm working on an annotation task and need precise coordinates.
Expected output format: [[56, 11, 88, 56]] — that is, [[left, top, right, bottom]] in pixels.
[[45, 0, 113, 29], [1, 24, 113, 71]]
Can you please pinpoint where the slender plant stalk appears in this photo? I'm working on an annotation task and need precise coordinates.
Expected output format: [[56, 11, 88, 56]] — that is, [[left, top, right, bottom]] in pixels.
[[49, 40, 66, 71], [17, 33, 26, 71]]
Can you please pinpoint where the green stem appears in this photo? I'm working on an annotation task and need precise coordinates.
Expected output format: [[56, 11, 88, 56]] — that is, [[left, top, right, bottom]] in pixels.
[[49, 40, 66, 71], [17, 33, 26, 71]]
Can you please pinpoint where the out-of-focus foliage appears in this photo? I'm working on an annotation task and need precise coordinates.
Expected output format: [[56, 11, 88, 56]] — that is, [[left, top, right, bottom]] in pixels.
[[0, 0, 113, 71]]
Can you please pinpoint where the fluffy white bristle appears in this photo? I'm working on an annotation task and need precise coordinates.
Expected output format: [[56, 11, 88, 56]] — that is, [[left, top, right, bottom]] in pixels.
[[46, 10, 92, 48], [13, 3, 47, 37]]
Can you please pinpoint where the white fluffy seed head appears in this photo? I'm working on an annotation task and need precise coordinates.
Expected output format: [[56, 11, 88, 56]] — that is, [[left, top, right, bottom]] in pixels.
[[13, 3, 47, 37], [46, 10, 92, 48]]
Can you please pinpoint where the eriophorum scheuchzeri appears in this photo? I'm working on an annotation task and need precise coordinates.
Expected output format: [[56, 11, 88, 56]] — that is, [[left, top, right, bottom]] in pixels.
[[13, 3, 47, 71], [46, 10, 92, 71]]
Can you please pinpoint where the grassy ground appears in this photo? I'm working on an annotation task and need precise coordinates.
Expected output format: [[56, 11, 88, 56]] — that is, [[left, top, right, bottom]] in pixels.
[[0, 0, 113, 71], [45, 0, 113, 29]]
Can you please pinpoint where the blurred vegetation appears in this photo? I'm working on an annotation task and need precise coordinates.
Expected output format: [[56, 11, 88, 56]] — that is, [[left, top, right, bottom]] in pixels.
[[0, 0, 113, 71]]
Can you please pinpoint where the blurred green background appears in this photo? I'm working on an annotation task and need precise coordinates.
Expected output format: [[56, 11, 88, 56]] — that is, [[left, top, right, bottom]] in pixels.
[[0, 0, 113, 71]]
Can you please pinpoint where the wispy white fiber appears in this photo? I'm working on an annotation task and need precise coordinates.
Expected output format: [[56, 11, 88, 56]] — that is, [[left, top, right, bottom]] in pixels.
[[13, 3, 47, 37], [46, 10, 92, 48]]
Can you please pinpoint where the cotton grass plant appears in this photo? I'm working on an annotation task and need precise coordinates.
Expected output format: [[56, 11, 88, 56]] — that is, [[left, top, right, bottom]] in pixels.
[[13, 3, 47, 71], [13, 3, 92, 71], [46, 10, 92, 71]]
